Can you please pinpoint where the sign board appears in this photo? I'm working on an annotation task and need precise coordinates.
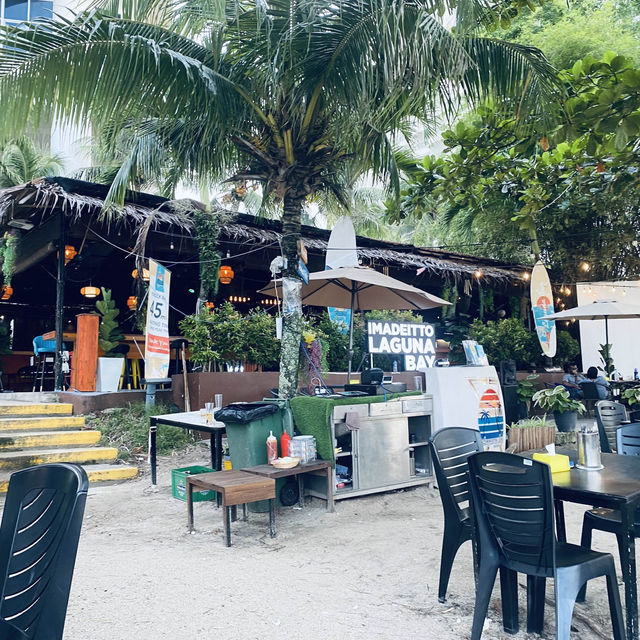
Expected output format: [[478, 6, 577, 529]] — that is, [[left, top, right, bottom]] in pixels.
[[144, 259, 171, 379], [367, 321, 436, 370], [530, 261, 557, 357]]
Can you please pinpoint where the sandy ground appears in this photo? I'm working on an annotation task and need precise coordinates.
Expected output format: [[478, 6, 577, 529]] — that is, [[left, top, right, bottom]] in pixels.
[[61, 444, 627, 640]]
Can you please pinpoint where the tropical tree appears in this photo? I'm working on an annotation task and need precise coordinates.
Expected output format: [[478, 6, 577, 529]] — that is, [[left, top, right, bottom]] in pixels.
[[0, 0, 559, 397], [0, 136, 64, 187]]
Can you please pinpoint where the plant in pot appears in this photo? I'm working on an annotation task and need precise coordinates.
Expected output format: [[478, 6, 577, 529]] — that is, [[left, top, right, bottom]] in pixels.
[[516, 374, 539, 418], [95, 288, 125, 392], [507, 416, 555, 453], [532, 385, 586, 433], [622, 388, 640, 421]]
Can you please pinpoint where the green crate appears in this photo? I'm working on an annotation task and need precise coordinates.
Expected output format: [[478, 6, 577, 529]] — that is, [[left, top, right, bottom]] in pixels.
[[171, 465, 216, 502]]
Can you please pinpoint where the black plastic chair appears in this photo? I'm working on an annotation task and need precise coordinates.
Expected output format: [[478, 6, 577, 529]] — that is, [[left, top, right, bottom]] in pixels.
[[596, 399, 628, 453], [579, 381, 602, 416], [429, 426, 483, 603], [467, 451, 624, 640], [0, 463, 89, 639], [579, 422, 640, 601]]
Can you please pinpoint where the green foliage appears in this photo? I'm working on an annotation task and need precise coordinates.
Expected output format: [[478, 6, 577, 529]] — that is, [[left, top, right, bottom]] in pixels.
[[622, 388, 640, 406], [517, 374, 539, 404], [598, 343, 615, 377], [389, 52, 640, 281], [501, 0, 639, 70], [0, 137, 64, 187], [469, 318, 538, 368], [88, 403, 195, 461], [510, 415, 552, 429], [555, 331, 580, 366], [193, 209, 221, 301], [243, 309, 279, 369], [96, 287, 124, 357], [532, 385, 586, 414], [0, 231, 17, 287], [179, 309, 218, 371]]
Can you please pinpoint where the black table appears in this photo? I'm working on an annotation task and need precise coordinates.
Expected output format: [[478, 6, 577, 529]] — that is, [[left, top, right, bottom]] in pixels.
[[148, 411, 226, 485], [550, 448, 640, 640]]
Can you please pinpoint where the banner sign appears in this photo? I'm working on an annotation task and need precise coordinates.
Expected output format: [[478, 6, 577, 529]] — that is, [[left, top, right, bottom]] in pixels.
[[530, 261, 557, 357], [367, 321, 436, 370], [145, 259, 171, 379]]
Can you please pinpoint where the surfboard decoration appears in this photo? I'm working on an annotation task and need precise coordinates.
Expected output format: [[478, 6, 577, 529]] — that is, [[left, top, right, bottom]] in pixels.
[[530, 261, 557, 358], [477, 387, 504, 442], [326, 216, 358, 334]]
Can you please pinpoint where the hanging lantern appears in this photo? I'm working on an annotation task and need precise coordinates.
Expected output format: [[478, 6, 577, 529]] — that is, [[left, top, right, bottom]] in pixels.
[[218, 265, 234, 285], [1, 285, 13, 300], [131, 268, 151, 281], [205, 301, 214, 309], [127, 296, 137, 310], [80, 285, 100, 298], [64, 245, 77, 265]]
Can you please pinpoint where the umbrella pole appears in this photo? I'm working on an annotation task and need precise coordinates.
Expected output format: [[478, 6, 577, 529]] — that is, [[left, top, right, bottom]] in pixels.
[[347, 285, 356, 383]]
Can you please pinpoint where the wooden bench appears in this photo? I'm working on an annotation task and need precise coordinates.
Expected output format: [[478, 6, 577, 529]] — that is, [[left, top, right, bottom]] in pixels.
[[187, 470, 276, 547], [243, 460, 334, 512]]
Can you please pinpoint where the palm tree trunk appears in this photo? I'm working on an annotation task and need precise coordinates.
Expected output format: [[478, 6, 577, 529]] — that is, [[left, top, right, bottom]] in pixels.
[[278, 193, 305, 398]]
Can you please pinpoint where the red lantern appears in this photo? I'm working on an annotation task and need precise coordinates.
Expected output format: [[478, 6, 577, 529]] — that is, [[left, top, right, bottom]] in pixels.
[[1, 285, 13, 300], [127, 296, 137, 310]]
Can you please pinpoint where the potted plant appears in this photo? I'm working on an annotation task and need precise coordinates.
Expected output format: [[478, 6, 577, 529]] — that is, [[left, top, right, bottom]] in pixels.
[[516, 374, 539, 418], [507, 416, 555, 453], [96, 288, 125, 392], [532, 385, 586, 433]]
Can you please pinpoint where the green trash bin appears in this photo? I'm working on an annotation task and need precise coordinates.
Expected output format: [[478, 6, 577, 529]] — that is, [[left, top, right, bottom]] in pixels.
[[215, 401, 291, 512]]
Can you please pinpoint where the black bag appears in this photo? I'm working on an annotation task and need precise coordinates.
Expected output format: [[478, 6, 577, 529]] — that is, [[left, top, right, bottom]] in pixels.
[[214, 402, 279, 424]]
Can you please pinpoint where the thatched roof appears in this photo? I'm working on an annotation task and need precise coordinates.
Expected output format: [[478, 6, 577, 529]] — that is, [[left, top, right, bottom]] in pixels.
[[0, 176, 527, 284]]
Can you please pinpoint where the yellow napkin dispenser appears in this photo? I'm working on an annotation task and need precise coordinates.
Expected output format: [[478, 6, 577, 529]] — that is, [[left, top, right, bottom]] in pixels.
[[532, 452, 570, 473]]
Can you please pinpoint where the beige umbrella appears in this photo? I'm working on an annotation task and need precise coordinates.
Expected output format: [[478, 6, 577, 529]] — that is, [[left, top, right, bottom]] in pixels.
[[260, 266, 450, 377], [545, 300, 640, 347]]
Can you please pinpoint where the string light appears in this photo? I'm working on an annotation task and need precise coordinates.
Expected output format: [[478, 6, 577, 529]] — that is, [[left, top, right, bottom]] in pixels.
[[474, 269, 482, 279], [522, 271, 530, 281], [581, 262, 591, 272]]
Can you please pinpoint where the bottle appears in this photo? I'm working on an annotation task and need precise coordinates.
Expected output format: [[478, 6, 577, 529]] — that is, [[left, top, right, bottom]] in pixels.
[[280, 430, 291, 458], [392, 360, 398, 373], [266, 431, 278, 464], [635, 368, 639, 381]]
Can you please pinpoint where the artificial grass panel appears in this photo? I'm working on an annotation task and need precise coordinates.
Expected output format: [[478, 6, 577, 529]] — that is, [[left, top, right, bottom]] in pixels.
[[289, 392, 421, 467]]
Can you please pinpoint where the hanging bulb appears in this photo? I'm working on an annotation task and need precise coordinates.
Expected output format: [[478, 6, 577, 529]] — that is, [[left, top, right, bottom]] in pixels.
[[170, 240, 175, 250]]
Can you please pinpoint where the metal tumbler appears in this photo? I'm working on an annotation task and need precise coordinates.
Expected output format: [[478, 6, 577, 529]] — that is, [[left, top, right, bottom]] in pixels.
[[577, 431, 602, 470]]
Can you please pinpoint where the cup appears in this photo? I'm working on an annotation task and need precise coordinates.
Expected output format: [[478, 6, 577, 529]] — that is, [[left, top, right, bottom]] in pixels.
[[413, 375, 423, 392], [214, 394, 223, 410], [205, 402, 214, 425]]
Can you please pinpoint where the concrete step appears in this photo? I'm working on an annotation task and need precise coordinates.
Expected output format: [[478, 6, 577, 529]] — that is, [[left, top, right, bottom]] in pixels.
[[0, 392, 59, 403], [0, 403, 73, 416], [0, 416, 85, 431], [0, 447, 119, 471], [0, 430, 101, 450], [0, 463, 139, 492]]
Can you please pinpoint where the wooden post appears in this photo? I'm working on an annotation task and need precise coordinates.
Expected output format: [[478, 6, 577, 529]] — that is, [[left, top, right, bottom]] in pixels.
[[70, 314, 99, 391], [54, 213, 66, 391]]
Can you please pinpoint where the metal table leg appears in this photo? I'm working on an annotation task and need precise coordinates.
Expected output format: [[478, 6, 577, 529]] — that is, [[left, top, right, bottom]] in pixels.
[[149, 423, 157, 485], [297, 474, 304, 508], [187, 481, 195, 532], [269, 499, 276, 538], [224, 506, 232, 547]]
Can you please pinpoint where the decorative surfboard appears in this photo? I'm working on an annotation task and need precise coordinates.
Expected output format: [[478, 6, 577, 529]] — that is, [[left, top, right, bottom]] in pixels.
[[326, 216, 358, 333], [477, 387, 505, 443], [530, 261, 557, 358]]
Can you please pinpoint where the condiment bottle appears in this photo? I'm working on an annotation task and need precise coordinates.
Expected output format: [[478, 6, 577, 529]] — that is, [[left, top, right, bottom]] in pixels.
[[266, 431, 278, 464], [280, 430, 291, 458]]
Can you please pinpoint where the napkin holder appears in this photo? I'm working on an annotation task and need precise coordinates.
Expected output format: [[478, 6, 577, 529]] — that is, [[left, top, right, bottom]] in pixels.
[[532, 452, 570, 473]]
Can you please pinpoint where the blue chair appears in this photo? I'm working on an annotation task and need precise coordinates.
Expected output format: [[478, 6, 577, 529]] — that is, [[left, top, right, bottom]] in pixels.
[[32, 335, 57, 392]]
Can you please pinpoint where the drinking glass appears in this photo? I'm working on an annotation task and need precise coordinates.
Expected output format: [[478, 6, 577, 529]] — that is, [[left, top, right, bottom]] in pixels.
[[205, 402, 214, 425], [214, 394, 223, 409]]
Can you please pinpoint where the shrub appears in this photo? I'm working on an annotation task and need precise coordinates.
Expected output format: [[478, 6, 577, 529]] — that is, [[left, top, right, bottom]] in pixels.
[[88, 403, 195, 461], [469, 318, 537, 368]]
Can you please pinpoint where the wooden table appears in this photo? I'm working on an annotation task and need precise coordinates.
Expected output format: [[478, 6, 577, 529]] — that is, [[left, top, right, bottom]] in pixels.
[[543, 448, 640, 640], [243, 460, 334, 512], [187, 470, 276, 546], [149, 411, 226, 485]]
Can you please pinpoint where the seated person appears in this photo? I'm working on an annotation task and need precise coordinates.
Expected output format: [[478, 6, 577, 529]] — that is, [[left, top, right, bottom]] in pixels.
[[583, 366, 610, 399], [562, 362, 586, 398]]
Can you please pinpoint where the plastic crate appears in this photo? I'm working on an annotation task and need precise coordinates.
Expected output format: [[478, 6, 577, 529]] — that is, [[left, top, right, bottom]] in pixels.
[[171, 465, 216, 502]]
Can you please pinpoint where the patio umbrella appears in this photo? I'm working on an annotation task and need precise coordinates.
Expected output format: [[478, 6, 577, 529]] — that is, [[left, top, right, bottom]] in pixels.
[[545, 300, 640, 347], [260, 266, 450, 378]]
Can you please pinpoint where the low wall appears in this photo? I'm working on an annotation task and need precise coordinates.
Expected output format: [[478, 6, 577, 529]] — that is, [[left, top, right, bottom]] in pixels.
[[59, 389, 173, 414]]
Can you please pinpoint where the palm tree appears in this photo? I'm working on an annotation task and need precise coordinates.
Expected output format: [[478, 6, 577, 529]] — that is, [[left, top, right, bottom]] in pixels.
[[0, 137, 64, 187], [0, 0, 560, 397]]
